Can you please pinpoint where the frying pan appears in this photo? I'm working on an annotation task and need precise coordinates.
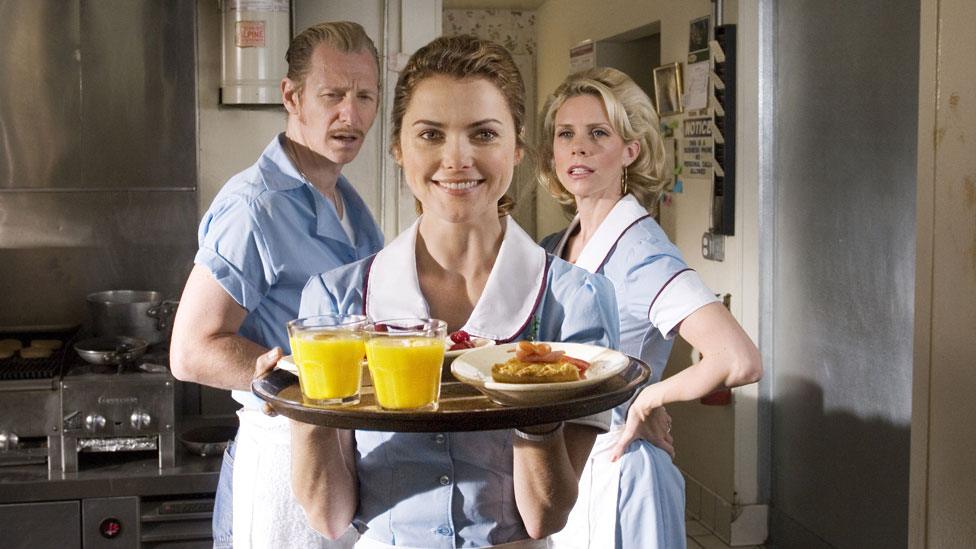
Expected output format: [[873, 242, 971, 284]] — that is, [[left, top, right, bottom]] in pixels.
[[179, 425, 238, 457], [74, 336, 148, 366]]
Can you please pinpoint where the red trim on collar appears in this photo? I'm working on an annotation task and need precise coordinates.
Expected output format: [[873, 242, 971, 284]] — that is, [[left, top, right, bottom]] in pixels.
[[595, 214, 652, 272], [496, 254, 553, 343], [648, 267, 693, 318]]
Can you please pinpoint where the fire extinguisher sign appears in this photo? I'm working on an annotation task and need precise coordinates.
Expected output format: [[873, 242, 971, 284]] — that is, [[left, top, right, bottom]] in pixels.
[[236, 20, 266, 48]]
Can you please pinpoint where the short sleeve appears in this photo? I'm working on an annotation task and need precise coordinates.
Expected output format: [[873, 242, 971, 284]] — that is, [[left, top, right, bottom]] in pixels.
[[649, 270, 718, 339], [612, 240, 717, 340], [195, 197, 275, 311]]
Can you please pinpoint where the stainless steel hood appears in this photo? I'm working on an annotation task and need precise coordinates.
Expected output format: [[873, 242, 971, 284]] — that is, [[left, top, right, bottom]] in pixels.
[[0, 0, 198, 327]]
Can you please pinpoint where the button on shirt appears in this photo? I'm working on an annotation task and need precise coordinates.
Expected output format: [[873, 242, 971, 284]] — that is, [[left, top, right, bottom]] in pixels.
[[195, 133, 384, 407], [300, 217, 618, 548]]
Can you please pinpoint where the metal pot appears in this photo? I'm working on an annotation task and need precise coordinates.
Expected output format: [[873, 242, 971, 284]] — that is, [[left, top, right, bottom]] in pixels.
[[87, 290, 179, 345]]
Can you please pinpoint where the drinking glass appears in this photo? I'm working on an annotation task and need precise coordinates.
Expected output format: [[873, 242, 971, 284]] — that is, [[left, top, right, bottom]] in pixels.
[[287, 314, 367, 406], [363, 318, 447, 411]]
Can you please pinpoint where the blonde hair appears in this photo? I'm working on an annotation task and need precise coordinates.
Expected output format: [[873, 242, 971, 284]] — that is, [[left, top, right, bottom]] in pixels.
[[286, 21, 380, 96], [392, 35, 528, 216], [537, 67, 667, 216]]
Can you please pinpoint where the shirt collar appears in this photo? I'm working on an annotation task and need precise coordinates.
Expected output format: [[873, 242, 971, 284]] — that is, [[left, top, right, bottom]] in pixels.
[[573, 194, 651, 272], [262, 133, 305, 191], [365, 216, 548, 341]]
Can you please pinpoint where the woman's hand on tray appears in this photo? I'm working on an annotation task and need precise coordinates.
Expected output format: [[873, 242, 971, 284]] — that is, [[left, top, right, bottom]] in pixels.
[[254, 347, 284, 416]]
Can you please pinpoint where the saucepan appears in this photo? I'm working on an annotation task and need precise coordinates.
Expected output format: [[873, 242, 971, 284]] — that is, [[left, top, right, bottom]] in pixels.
[[74, 336, 148, 366], [179, 425, 238, 457], [87, 290, 179, 345]]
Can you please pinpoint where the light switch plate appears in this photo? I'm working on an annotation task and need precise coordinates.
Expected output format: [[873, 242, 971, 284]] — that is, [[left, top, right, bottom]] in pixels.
[[702, 230, 725, 261]]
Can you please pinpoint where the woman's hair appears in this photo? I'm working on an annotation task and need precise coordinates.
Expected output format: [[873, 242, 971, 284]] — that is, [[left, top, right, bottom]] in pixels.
[[537, 67, 667, 216], [286, 21, 380, 96], [392, 35, 528, 216]]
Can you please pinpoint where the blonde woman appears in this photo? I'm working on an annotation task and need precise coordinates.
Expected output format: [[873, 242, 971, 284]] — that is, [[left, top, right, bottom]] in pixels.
[[538, 67, 762, 548]]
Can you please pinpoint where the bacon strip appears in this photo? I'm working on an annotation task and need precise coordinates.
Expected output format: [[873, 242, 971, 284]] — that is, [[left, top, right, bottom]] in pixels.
[[512, 342, 591, 374]]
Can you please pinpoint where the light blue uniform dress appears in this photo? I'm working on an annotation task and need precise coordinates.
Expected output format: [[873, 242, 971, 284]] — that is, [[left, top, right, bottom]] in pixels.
[[195, 133, 383, 548], [299, 216, 620, 549], [541, 195, 718, 549]]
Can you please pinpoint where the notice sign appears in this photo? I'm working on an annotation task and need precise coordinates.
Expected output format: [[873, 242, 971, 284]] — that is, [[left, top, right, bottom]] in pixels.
[[569, 40, 596, 74], [236, 20, 266, 48], [682, 117, 713, 179]]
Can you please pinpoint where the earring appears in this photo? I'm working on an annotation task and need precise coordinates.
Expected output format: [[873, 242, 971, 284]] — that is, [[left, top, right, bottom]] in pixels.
[[621, 165, 629, 195]]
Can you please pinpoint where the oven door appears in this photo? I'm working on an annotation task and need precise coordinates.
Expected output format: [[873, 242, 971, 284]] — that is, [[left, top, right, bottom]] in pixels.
[[0, 501, 81, 548]]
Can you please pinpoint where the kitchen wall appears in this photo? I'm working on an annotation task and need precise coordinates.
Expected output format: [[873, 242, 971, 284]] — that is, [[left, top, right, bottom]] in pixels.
[[0, 0, 199, 328], [535, 0, 763, 543]]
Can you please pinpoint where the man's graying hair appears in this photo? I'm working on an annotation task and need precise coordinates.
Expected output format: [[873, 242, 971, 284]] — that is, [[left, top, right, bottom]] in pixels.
[[286, 21, 380, 94]]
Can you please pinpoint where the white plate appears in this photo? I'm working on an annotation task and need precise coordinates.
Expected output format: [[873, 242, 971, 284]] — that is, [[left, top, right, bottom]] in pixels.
[[450, 342, 629, 406], [444, 336, 495, 358], [277, 355, 299, 373]]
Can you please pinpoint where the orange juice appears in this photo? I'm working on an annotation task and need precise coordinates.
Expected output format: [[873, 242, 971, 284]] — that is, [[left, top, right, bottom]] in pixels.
[[291, 334, 365, 402], [365, 337, 445, 410]]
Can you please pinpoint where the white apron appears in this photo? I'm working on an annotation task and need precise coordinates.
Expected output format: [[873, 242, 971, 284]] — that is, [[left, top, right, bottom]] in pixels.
[[547, 429, 622, 549], [232, 409, 360, 549]]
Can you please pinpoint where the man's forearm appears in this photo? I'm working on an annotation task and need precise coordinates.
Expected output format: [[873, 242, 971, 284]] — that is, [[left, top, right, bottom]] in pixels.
[[171, 332, 268, 392]]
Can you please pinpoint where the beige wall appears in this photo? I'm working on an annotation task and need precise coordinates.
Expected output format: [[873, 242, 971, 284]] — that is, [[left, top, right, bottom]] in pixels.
[[910, 0, 976, 545], [535, 0, 762, 543]]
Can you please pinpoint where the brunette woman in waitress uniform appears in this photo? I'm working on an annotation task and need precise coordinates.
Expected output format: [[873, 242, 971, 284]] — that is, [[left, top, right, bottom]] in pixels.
[[255, 36, 620, 548], [538, 67, 763, 548]]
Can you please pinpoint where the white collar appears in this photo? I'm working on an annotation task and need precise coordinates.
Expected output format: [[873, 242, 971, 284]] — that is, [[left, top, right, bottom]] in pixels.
[[565, 194, 651, 273], [365, 216, 548, 341]]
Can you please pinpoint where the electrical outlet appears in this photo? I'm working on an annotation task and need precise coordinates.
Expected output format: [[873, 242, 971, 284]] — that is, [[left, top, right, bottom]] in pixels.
[[702, 230, 725, 261]]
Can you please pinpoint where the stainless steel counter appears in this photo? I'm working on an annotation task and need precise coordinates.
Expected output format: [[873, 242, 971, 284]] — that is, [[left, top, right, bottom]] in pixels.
[[0, 446, 220, 504]]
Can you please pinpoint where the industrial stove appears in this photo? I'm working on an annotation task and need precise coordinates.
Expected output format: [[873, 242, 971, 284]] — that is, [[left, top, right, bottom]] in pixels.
[[0, 329, 176, 474]]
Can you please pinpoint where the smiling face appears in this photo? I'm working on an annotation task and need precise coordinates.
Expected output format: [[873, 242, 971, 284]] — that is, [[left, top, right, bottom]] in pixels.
[[552, 94, 639, 203], [282, 43, 379, 167], [395, 76, 521, 225]]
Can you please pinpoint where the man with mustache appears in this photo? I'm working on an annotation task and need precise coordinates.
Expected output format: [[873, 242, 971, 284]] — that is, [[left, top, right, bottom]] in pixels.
[[170, 21, 383, 549]]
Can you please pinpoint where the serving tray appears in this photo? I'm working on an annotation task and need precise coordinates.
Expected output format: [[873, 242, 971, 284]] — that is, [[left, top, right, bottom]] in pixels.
[[251, 357, 650, 432]]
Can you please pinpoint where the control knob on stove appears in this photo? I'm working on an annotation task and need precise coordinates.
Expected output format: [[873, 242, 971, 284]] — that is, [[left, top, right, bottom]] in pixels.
[[85, 413, 107, 432], [130, 409, 152, 430], [0, 431, 19, 450]]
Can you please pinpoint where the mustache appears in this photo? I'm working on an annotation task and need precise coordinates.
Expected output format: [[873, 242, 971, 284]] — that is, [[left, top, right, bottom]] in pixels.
[[328, 127, 364, 139]]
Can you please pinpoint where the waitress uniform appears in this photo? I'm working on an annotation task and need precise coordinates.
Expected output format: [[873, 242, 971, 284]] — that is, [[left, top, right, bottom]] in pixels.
[[195, 133, 384, 549], [299, 216, 619, 549], [540, 195, 718, 549]]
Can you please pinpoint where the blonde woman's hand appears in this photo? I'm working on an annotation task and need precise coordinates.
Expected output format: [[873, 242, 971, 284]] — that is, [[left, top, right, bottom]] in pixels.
[[610, 389, 671, 462]]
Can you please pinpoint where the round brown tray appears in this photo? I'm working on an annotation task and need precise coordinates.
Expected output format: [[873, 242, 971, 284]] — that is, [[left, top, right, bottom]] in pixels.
[[251, 357, 650, 432]]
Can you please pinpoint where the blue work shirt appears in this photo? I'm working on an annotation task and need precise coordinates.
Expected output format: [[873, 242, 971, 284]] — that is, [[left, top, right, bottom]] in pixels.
[[541, 195, 717, 549], [195, 133, 384, 407], [300, 217, 619, 548]]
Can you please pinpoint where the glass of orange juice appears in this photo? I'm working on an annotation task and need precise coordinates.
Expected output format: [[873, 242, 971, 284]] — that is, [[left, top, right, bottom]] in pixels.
[[287, 315, 367, 406], [364, 318, 447, 411]]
